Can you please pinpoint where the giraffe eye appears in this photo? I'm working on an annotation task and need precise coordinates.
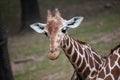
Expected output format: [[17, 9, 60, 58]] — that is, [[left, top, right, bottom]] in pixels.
[[44, 32, 48, 37], [61, 27, 67, 33]]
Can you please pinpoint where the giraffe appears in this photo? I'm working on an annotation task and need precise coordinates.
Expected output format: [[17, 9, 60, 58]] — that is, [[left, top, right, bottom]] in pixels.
[[30, 8, 105, 80], [86, 44, 120, 80]]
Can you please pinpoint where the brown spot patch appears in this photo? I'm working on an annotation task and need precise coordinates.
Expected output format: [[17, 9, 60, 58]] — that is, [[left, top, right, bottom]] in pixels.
[[105, 59, 108, 66], [78, 45, 83, 55], [118, 58, 120, 66], [89, 56, 94, 68], [72, 51, 77, 62], [105, 75, 112, 80], [83, 67, 90, 78], [111, 66, 120, 80], [67, 43, 73, 55], [95, 62, 99, 70], [74, 41, 78, 49], [98, 70, 105, 78], [114, 54, 118, 61], [91, 71, 96, 76], [62, 39, 66, 48], [119, 49, 120, 53], [93, 53, 101, 64], [110, 54, 117, 67], [66, 38, 69, 46], [106, 65, 110, 74], [85, 51, 88, 63], [77, 56, 81, 67], [78, 59, 86, 72]]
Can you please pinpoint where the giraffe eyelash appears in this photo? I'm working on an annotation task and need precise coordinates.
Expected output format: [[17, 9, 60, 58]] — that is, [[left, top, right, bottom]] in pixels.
[[61, 27, 68, 33], [44, 31, 49, 37]]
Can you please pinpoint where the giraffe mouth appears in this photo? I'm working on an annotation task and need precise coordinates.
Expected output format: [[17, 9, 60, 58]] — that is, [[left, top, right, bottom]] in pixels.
[[48, 48, 60, 60]]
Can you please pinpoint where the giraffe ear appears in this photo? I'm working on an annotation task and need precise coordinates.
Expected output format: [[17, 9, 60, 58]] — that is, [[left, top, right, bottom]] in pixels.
[[30, 23, 46, 33], [66, 17, 84, 28]]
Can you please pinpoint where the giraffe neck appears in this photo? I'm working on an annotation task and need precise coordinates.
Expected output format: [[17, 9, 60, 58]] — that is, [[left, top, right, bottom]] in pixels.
[[61, 34, 105, 79]]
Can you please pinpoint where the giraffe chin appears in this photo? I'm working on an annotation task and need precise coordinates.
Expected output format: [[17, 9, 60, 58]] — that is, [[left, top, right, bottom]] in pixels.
[[48, 50, 60, 60]]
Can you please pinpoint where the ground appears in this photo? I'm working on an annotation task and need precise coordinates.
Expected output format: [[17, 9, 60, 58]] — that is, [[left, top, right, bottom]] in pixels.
[[9, 13, 120, 80], [7, 0, 120, 80]]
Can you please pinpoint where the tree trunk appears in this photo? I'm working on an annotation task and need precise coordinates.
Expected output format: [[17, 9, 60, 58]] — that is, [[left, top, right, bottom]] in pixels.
[[0, 19, 14, 80], [20, 0, 41, 32]]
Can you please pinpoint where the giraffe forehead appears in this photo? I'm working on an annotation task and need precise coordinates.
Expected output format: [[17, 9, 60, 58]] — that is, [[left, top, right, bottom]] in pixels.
[[47, 18, 62, 34]]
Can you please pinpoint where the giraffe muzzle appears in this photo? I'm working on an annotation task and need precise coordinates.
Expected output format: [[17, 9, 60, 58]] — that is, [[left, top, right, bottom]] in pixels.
[[48, 48, 60, 60]]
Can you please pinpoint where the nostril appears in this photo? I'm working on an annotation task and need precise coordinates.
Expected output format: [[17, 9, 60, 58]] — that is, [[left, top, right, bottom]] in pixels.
[[50, 50, 54, 53], [50, 48, 58, 53], [50, 49, 55, 53]]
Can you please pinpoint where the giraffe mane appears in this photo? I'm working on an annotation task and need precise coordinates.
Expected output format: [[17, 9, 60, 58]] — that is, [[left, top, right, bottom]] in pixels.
[[110, 44, 120, 54], [76, 39, 87, 45], [77, 39, 107, 59]]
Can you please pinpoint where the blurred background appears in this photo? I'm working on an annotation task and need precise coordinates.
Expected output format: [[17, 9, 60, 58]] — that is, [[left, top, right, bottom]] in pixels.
[[0, 0, 120, 80]]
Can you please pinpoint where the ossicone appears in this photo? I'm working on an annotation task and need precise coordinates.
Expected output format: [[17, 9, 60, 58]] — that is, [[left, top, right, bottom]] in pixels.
[[55, 8, 61, 18], [47, 9, 52, 22]]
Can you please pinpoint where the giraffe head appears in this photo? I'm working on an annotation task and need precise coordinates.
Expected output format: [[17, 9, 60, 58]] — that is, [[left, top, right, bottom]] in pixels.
[[30, 8, 84, 60]]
